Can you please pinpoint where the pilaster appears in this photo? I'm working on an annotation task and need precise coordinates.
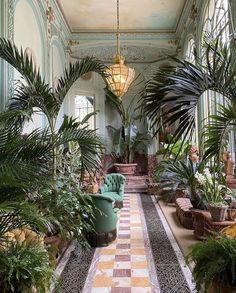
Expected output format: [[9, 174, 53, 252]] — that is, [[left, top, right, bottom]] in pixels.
[[0, 0, 15, 111]]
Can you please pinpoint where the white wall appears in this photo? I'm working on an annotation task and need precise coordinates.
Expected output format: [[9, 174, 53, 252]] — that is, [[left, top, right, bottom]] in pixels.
[[50, 39, 66, 129], [14, 0, 46, 133]]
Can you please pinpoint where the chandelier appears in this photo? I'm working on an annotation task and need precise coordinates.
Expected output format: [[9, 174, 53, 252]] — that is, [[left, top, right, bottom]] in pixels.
[[105, 0, 135, 99]]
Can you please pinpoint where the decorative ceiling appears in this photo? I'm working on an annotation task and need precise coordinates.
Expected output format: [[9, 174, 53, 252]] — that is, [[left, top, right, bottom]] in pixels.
[[57, 0, 187, 33]]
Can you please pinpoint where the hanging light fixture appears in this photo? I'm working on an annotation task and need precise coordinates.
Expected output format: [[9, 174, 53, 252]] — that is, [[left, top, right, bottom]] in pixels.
[[105, 0, 135, 99]]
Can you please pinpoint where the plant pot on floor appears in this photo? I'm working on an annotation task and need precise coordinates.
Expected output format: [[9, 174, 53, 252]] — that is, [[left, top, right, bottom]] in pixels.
[[208, 204, 228, 222], [114, 163, 137, 175]]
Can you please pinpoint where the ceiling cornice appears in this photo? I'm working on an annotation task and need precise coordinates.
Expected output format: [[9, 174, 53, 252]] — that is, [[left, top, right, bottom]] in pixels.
[[69, 32, 177, 42], [50, 0, 71, 37]]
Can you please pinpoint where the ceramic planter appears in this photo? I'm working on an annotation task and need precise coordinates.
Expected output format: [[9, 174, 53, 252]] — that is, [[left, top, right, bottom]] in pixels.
[[208, 204, 228, 222], [114, 163, 137, 175]]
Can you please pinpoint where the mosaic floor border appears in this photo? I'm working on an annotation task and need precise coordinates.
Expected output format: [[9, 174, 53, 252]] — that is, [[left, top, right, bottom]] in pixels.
[[140, 194, 195, 293]]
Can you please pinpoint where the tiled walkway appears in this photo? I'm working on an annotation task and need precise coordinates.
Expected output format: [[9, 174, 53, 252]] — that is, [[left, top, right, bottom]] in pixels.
[[83, 193, 158, 293], [58, 193, 194, 293]]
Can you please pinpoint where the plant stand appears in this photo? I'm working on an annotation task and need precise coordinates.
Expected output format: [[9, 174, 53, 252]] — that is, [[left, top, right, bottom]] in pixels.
[[191, 209, 235, 240]]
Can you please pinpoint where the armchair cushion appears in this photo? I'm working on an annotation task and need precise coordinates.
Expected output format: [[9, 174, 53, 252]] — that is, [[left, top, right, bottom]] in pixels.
[[102, 192, 123, 202]]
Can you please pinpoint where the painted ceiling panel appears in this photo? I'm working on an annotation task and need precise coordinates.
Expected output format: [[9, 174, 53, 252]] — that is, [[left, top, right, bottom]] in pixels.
[[57, 0, 186, 32]]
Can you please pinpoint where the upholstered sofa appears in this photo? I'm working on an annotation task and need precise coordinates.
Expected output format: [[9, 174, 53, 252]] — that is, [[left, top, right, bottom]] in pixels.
[[86, 194, 119, 247], [99, 173, 126, 208]]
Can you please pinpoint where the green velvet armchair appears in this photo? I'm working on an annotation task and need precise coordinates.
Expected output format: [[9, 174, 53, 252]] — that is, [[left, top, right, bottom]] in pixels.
[[99, 173, 126, 208], [87, 194, 119, 247]]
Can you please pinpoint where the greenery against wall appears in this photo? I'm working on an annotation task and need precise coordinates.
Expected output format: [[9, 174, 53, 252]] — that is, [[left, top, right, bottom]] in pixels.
[[143, 36, 236, 162], [0, 36, 107, 291]]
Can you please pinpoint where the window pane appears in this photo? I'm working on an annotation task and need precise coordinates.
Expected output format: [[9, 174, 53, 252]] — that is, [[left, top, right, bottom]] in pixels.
[[74, 95, 95, 130]]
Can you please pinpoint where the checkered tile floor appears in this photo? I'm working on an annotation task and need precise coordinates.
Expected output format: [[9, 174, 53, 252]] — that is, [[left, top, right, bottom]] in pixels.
[[86, 194, 153, 293]]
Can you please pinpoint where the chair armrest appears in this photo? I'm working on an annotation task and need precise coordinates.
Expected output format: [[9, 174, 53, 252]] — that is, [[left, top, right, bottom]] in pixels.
[[88, 193, 114, 203], [118, 187, 124, 195], [99, 184, 108, 194]]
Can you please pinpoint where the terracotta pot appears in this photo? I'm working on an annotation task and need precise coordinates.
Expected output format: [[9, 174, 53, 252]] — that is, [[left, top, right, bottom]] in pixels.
[[114, 163, 137, 175], [208, 204, 228, 222]]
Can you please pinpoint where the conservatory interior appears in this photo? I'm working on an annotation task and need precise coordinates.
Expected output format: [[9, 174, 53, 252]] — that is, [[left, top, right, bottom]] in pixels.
[[0, 0, 236, 292]]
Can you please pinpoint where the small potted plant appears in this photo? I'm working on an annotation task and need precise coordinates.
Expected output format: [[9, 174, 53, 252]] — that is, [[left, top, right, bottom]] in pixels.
[[186, 236, 236, 293], [195, 168, 231, 221]]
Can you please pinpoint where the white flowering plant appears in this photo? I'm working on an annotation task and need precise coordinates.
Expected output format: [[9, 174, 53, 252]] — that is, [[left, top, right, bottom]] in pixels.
[[194, 168, 231, 205]]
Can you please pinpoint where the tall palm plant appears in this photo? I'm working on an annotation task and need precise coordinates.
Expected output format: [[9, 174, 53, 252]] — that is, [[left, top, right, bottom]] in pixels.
[[143, 36, 236, 161], [0, 38, 107, 249], [106, 88, 150, 163], [0, 38, 107, 174]]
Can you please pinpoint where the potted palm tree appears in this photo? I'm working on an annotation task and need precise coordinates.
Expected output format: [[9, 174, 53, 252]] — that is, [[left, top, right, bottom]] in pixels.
[[0, 38, 106, 177], [0, 37, 108, 288], [106, 88, 151, 175]]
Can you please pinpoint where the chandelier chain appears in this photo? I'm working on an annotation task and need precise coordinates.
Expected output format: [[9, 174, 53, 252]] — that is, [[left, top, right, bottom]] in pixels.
[[116, 0, 120, 56]]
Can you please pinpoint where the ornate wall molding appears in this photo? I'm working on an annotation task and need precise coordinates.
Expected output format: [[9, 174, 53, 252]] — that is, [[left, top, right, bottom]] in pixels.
[[70, 43, 177, 64], [70, 32, 177, 42]]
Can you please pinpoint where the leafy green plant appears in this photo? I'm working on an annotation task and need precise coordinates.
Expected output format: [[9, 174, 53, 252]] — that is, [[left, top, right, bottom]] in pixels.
[[106, 88, 151, 163], [194, 168, 231, 205], [0, 38, 106, 175], [156, 140, 191, 159], [0, 242, 54, 293], [143, 36, 236, 161], [186, 236, 236, 293], [37, 187, 95, 248], [156, 158, 199, 204], [0, 124, 53, 196], [34, 143, 96, 248], [0, 38, 107, 249]]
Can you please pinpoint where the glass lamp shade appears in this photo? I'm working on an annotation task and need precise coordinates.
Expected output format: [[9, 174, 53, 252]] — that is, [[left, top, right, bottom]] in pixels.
[[106, 54, 135, 99]]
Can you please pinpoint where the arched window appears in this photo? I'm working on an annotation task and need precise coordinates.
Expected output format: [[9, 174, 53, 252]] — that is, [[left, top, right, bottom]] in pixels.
[[184, 38, 195, 64], [201, 0, 230, 121], [203, 0, 229, 42], [184, 38, 199, 145], [200, 0, 235, 159], [74, 95, 95, 130]]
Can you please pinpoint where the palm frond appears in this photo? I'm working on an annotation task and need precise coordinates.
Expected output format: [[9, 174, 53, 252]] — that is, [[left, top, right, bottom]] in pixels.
[[56, 127, 104, 173], [0, 201, 49, 242], [143, 38, 236, 153], [0, 38, 54, 119], [203, 104, 236, 160], [0, 126, 53, 191], [55, 57, 107, 109]]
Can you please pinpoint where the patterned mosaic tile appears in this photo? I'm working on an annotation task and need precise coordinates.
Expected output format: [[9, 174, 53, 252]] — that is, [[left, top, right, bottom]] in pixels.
[[140, 195, 196, 293], [81, 193, 156, 293]]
